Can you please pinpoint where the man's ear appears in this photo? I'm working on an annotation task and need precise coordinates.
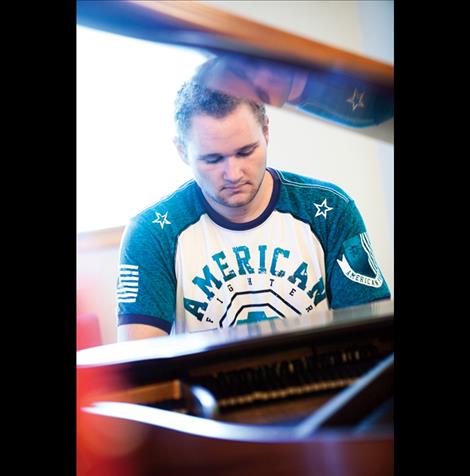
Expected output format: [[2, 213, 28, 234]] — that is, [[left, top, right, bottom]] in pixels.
[[263, 115, 270, 145], [174, 137, 188, 164]]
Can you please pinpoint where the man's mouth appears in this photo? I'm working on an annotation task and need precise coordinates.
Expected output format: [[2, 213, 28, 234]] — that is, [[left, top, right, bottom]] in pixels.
[[223, 183, 247, 192]]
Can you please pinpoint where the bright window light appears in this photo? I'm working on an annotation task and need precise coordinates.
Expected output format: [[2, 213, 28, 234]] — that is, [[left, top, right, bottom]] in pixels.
[[77, 26, 207, 233]]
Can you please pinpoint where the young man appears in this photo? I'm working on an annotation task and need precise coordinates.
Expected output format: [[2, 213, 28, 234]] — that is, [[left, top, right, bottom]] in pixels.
[[116, 78, 391, 342]]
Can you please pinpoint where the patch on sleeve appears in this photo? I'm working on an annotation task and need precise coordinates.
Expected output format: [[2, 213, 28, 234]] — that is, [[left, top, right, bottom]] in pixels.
[[336, 233, 383, 288], [117, 264, 139, 303]]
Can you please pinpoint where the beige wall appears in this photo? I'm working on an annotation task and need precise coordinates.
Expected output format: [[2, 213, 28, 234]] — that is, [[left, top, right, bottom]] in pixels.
[[204, 0, 365, 55], [77, 0, 394, 345]]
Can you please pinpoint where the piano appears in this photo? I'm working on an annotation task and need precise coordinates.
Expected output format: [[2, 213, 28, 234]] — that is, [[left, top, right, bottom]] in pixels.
[[77, 299, 394, 475]]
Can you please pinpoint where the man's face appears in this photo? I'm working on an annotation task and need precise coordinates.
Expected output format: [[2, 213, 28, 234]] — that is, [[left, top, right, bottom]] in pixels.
[[182, 103, 269, 212]]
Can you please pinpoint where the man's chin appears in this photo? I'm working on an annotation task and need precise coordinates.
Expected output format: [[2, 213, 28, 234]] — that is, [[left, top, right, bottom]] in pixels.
[[216, 189, 249, 206], [221, 197, 250, 208]]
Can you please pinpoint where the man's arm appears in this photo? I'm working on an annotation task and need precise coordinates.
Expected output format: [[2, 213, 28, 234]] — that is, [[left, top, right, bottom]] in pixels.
[[116, 217, 175, 342], [118, 323, 168, 341]]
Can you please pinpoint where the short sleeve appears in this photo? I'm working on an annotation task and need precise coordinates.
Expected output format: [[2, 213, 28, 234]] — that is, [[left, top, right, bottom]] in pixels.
[[292, 72, 394, 128], [116, 217, 176, 333], [325, 200, 391, 308]]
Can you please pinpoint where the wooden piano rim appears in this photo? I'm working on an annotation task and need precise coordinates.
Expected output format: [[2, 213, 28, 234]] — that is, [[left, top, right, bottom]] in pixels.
[[78, 0, 393, 87], [81, 399, 393, 444]]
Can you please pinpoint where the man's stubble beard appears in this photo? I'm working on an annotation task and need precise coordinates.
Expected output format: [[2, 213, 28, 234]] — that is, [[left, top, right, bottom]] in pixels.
[[212, 174, 265, 209]]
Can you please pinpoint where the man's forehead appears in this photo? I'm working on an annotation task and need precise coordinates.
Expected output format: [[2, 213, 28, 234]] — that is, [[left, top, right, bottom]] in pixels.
[[188, 106, 261, 147], [189, 132, 259, 157]]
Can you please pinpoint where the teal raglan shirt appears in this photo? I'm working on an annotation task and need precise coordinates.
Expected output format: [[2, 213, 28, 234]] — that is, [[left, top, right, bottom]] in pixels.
[[117, 168, 390, 334]]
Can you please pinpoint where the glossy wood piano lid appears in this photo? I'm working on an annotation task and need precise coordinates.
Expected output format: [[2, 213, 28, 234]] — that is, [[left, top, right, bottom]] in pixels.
[[76, 0, 393, 88], [77, 299, 394, 369]]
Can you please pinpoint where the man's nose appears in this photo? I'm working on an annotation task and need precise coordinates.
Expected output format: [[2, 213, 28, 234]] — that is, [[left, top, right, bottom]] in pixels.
[[223, 156, 243, 183]]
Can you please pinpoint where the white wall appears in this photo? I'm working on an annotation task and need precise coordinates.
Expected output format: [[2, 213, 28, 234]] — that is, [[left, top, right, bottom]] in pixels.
[[77, 0, 394, 345]]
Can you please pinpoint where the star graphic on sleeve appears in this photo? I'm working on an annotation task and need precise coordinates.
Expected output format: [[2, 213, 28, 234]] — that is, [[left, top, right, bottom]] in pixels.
[[346, 89, 366, 111], [314, 198, 333, 219], [152, 211, 171, 229]]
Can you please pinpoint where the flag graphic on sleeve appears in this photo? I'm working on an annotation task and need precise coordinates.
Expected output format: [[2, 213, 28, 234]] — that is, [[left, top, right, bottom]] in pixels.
[[117, 264, 139, 303]]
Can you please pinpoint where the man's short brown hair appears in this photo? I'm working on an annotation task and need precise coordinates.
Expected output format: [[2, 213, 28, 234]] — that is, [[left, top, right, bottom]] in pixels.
[[174, 59, 266, 143]]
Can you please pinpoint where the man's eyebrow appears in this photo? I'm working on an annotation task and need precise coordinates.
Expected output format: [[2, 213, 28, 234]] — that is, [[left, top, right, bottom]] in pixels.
[[237, 141, 259, 151], [199, 142, 259, 160], [199, 152, 223, 160]]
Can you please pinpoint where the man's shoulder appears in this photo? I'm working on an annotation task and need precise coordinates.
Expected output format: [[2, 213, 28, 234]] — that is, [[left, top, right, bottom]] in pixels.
[[273, 168, 352, 204], [130, 179, 203, 232]]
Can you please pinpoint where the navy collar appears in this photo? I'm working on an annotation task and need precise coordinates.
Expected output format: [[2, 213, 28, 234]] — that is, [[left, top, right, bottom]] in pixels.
[[196, 167, 280, 231]]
